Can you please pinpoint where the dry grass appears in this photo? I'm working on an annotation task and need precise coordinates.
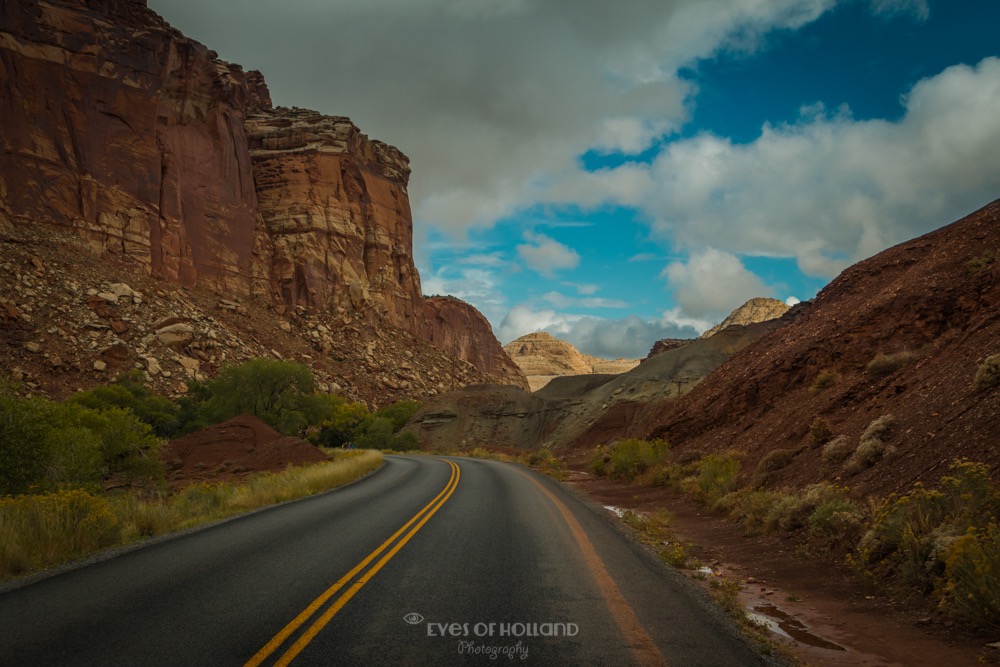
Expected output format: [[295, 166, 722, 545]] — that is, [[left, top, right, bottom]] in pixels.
[[0, 451, 383, 581]]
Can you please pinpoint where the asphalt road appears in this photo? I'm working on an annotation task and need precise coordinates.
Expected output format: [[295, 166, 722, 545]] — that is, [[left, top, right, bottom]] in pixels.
[[0, 456, 770, 666]]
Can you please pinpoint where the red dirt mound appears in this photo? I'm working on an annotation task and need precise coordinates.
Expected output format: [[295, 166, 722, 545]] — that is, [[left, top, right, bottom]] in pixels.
[[162, 414, 328, 487]]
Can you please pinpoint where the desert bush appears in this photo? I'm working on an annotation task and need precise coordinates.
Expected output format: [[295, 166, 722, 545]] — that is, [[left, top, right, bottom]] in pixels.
[[809, 368, 838, 393], [756, 448, 798, 474], [808, 417, 833, 448], [845, 415, 896, 474], [822, 435, 852, 463], [966, 249, 996, 276], [943, 523, 1000, 629], [974, 354, 1000, 392], [600, 439, 670, 481], [853, 460, 1000, 607], [867, 351, 919, 378], [525, 448, 567, 478], [588, 446, 609, 476], [684, 453, 741, 504], [0, 489, 121, 578], [717, 488, 794, 534], [718, 483, 860, 538]]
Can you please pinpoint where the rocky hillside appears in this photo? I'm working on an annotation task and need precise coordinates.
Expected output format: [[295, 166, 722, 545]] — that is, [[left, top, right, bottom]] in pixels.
[[0, 0, 525, 392], [699, 297, 790, 338], [645, 200, 1000, 496], [504, 332, 641, 391], [412, 322, 779, 450], [0, 224, 496, 406]]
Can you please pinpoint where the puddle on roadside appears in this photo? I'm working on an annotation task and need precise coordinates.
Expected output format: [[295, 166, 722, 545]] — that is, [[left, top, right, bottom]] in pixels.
[[603, 505, 626, 518], [748, 603, 846, 652]]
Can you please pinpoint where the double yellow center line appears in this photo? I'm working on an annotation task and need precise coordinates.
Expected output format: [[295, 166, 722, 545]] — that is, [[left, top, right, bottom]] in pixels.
[[245, 459, 461, 667]]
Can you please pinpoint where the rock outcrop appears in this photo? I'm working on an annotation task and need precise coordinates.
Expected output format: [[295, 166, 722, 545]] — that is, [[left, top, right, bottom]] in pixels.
[[0, 0, 265, 297], [421, 297, 528, 390], [700, 297, 790, 338], [504, 332, 639, 391], [0, 0, 520, 388]]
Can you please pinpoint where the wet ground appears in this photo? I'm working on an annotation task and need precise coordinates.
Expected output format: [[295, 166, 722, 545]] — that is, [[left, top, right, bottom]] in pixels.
[[566, 468, 999, 666]]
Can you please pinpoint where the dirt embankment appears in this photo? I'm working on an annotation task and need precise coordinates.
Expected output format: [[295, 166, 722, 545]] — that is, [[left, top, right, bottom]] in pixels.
[[161, 414, 327, 488]]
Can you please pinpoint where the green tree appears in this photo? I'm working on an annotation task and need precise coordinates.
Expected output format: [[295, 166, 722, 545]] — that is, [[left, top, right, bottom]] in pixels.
[[313, 399, 373, 448], [0, 382, 163, 494], [0, 384, 57, 494], [374, 400, 422, 433], [183, 358, 317, 435], [355, 417, 394, 450], [70, 372, 180, 437]]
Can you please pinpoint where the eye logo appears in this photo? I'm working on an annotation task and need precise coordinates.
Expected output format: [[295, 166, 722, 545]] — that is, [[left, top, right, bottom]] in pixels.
[[403, 613, 425, 625]]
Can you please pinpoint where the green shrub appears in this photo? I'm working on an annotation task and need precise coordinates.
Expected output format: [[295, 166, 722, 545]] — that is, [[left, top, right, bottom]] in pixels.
[[845, 415, 896, 474], [70, 372, 181, 437], [966, 249, 996, 276], [756, 448, 798, 474], [822, 435, 852, 463], [867, 351, 919, 378], [808, 417, 833, 448], [312, 399, 373, 448], [853, 460, 1000, 605], [391, 430, 422, 451], [375, 400, 423, 433], [810, 368, 838, 393], [355, 417, 394, 450], [601, 439, 670, 481], [688, 453, 741, 504], [974, 354, 1000, 392], [943, 524, 1000, 629], [179, 358, 318, 435]]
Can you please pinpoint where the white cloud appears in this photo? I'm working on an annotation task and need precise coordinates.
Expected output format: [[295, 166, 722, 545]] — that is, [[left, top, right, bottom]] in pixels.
[[152, 0, 847, 234], [869, 0, 929, 20], [575, 284, 599, 295], [785, 296, 801, 306], [516, 232, 580, 276], [569, 57, 1000, 279], [421, 266, 508, 324], [662, 248, 772, 320], [542, 292, 629, 309]]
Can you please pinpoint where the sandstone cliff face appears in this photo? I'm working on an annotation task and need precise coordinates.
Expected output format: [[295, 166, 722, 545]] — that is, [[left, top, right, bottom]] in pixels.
[[0, 0, 264, 297], [421, 297, 527, 390], [246, 108, 420, 323], [0, 0, 518, 387], [700, 297, 790, 338], [503, 331, 639, 391]]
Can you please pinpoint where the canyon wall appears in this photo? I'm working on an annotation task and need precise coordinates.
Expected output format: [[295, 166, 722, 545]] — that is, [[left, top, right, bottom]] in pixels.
[[0, 0, 524, 388]]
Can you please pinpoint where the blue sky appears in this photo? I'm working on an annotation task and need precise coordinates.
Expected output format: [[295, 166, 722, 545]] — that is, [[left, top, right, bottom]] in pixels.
[[153, 0, 1000, 358]]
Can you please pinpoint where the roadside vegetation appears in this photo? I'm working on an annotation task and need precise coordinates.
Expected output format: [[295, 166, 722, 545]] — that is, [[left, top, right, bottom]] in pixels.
[[0, 450, 382, 580], [587, 439, 1000, 629], [0, 358, 420, 581]]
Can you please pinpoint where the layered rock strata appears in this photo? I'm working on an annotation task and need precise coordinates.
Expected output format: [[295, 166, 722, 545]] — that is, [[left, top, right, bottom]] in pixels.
[[0, 0, 524, 387]]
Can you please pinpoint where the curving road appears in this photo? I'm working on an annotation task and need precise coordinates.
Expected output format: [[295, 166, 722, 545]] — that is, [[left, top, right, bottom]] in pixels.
[[0, 456, 770, 666]]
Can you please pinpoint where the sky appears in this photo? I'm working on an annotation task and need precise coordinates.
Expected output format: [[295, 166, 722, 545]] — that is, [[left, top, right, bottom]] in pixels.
[[152, 0, 1000, 358]]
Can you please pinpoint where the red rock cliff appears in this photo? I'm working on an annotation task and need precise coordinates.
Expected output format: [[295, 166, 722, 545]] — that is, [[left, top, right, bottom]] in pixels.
[[0, 0, 265, 296], [0, 0, 524, 387]]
